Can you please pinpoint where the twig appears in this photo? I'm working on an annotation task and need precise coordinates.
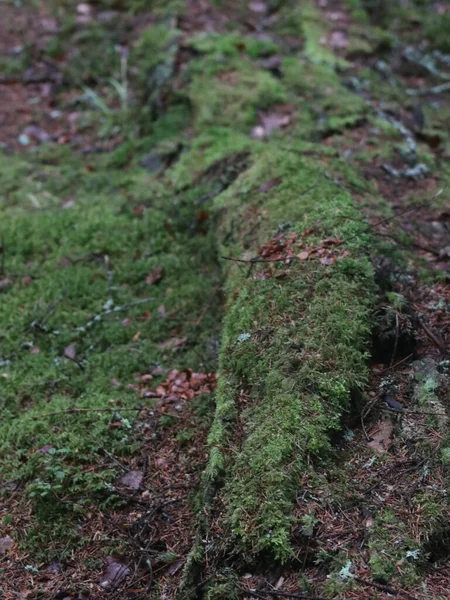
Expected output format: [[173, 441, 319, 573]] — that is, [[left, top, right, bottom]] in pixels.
[[221, 255, 291, 264], [75, 297, 154, 333], [390, 312, 400, 368], [242, 588, 327, 600], [353, 576, 420, 600], [416, 317, 448, 356], [34, 405, 152, 419]]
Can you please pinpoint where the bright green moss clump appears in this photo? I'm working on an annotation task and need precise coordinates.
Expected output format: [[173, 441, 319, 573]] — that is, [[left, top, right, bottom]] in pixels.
[[205, 150, 374, 562]]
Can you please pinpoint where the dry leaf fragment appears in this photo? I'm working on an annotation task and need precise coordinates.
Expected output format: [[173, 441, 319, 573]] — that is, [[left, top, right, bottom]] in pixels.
[[298, 251, 310, 260], [259, 177, 281, 193], [99, 556, 130, 589], [64, 344, 76, 359], [120, 470, 143, 490], [0, 536, 13, 554], [368, 418, 394, 453], [157, 337, 187, 350], [146, 266, 164, 285]]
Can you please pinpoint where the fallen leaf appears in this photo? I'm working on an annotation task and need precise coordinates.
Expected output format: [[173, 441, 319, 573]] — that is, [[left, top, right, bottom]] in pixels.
[[259, 178, 281, 193], [146, 266, 164, 285], [38, 445, 54, 454], [368, 418, 394, 453], [64, 344, 76, 359], [298, 251, 310, 260], [99, 556, 130, 590], [157, 337, 187, 350], [320, 256, 336, 265], [30, 347, 40, 355], [22, 276, 32, 286], [120, 470, 143, 490], [321, 237, 341, 246], [132, 331, 141, 342], [140, 374, 153, 382], [0, 536, 13, 554]]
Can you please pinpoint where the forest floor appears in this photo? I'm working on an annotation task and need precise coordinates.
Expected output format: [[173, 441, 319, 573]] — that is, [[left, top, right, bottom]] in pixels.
[[0, 1, 449, 599]]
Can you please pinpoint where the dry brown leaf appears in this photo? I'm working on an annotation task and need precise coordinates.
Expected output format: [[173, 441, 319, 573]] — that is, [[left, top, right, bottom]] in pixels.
[[146, 266, 164, 285], [120, 470, 144, 490], [99, 556, 130, 589], [0, 536, 13, 554], [157, 337, 187, 350], [368, 418, 394, 453]]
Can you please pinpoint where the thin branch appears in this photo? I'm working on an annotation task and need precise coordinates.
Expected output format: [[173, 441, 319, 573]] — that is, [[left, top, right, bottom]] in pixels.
[[353, 577, 421, 600], [241, 587, 327, 600], [34, 405, 153, 419]]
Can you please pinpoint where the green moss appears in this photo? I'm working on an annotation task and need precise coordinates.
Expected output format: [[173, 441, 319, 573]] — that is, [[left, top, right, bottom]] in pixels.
[[204, 150, 374, 562], [0, 144, 223, 556]]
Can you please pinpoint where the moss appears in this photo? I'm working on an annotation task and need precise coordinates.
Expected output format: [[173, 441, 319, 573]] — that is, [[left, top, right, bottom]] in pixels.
[[203, 149, 374, 563], [0, 143, 223, 556]]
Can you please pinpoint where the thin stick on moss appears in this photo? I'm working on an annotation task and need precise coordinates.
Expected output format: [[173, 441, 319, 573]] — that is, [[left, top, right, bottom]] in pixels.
[[353, 577, 420, 600], [75, 297, 154, 332], [241, 587, 327, 600], [33, 405, 157, 418]]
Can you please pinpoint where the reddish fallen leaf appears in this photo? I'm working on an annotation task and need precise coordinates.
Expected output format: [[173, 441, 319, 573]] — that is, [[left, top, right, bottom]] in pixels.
[[141, 310, 152, 321], [196, 210, 209, 223], [120, 470, 143, 490], [321, 237, 341, 246], [64, 344, 76, 359], [30, 347, 40, 355], [259, 178, 281, 193], [146, 266, 164, 285], [22, 276, 32, 286], [109, 421, 122, 428], [157, 337, 187, 350], [139, 374, 153, 382], [298, 251, 310, 260], [99, 556, 130, 589]]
